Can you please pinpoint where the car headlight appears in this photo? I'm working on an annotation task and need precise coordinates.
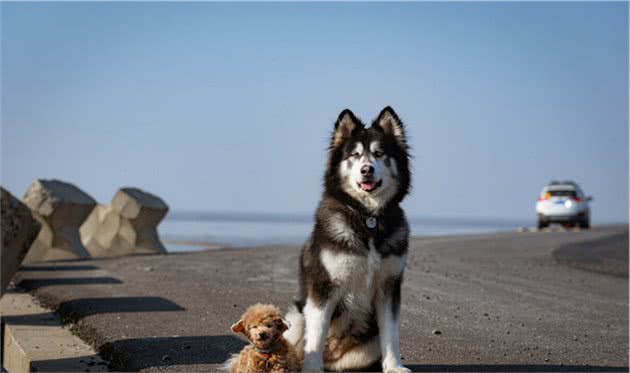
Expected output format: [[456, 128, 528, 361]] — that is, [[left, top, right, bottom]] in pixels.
[[564, 200, 573, 208]]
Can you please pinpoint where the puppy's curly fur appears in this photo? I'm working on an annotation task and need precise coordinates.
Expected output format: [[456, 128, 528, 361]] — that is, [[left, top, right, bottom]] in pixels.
[[225, 304, 301, 373]]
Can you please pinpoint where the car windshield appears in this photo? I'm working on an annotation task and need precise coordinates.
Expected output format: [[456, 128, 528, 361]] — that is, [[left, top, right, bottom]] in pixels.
[[546, 190, 577, 198]]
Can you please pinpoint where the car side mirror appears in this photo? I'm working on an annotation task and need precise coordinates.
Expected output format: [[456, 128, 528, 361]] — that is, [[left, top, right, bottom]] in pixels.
[[586, 196, 593, 202]]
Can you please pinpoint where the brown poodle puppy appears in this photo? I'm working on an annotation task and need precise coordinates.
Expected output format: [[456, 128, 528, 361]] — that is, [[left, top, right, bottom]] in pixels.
[[225, 304, 301, 373]]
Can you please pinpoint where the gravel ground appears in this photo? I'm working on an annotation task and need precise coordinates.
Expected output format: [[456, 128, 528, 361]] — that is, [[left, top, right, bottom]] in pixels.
[[13, 224, 628, 372]]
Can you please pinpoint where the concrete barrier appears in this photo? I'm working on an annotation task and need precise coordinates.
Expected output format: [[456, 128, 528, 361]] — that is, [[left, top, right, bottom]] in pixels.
[[80, 187, 168, 257], [1, 187, 41, 296], [22, 179, 96, 262], [1, 289, 108, 372]]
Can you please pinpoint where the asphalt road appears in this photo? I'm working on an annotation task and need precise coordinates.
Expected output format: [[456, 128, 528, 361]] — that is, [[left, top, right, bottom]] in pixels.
[[13, 225, 629, 372]]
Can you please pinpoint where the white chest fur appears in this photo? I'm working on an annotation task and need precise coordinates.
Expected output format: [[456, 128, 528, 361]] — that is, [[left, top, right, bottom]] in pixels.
[[320, 242, 406, 293], [320, 242, 406, 338]]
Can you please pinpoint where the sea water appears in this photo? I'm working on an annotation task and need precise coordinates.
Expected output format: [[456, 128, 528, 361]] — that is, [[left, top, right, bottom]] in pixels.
[[159, 211, 531, 252]]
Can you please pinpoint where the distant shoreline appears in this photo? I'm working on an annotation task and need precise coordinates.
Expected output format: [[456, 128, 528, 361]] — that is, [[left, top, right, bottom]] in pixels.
[[162, 239, 227, 251], [162, 223, 629, 253], [166, 210, 540, 228]]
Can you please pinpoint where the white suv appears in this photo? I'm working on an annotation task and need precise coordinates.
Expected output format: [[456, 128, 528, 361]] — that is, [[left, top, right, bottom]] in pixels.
[[536, 181, 592, 229]]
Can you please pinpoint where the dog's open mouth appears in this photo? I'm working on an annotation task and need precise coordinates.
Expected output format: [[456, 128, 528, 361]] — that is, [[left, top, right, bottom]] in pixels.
[[358, 179, 382, 192]]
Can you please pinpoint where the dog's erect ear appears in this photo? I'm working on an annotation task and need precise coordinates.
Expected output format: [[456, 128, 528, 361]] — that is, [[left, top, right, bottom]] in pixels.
[[332, 109, 363, 147], [231, 320, 246, 335], [374, 106, 406, 145]]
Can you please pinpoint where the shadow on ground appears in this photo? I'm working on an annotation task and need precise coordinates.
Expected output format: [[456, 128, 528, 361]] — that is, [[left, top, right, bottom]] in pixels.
[[31, 354, 109, 372], [17, 277, 123, 290], [2, 297, 185, 325], [19, 264, 101, 271], [1, 312, 60, 326], [57, 296, 186, 318], [100, 335, 246, 371]]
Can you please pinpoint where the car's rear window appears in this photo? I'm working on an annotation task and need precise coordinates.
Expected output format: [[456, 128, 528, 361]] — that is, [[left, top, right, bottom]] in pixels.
[[546, 190, 577, 197]]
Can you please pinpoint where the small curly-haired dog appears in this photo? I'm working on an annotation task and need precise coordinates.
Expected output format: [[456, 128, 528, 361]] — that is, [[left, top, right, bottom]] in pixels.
[[225, 304, 301, 373]]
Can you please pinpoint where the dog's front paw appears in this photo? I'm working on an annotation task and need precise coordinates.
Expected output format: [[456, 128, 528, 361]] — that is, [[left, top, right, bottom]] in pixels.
[[384, 365, 412, 373]]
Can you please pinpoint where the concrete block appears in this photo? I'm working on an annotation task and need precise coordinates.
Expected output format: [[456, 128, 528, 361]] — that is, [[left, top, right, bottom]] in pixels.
[[80, 204, 134, 257], [111, 187, 168, 253], [80, 188, 168, 257], [1, 289, 108, 372], [1, 188, 41, 296], [22, 179, 96, 262]]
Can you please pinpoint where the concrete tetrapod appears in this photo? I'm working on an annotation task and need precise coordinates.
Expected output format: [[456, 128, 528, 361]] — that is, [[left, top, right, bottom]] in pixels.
[[1, 187, 41, 296], [22, 179, 96, 262], [80, 187, 168, 257]]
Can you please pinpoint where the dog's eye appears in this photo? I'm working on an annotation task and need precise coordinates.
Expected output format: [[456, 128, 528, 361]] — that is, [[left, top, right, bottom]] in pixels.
[[373, 151, 384, 158], [351, 152, 361, 159]]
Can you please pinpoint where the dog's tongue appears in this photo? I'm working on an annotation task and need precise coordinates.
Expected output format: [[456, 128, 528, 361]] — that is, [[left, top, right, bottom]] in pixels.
[[360, 181, 376, 191]]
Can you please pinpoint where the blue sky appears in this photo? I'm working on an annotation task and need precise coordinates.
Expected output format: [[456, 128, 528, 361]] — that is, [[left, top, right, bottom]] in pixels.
[[1, 2, 628, 223]]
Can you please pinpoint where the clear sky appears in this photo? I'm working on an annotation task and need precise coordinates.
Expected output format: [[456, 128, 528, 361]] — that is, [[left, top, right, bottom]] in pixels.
[[1, 2, 628, 223]]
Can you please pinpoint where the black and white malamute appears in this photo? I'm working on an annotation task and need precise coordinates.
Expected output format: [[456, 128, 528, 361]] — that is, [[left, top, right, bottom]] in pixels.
[[284, 107, 412, 373]]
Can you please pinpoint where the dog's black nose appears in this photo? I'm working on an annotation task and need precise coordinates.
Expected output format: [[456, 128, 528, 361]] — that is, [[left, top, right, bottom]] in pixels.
[[259, 332, 268, 340], [361, 165, 374, 176]]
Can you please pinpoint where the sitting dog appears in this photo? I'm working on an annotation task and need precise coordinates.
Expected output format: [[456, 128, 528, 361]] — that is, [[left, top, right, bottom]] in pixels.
[[283, 107, 412, 373], [226, 303, 301, 373]]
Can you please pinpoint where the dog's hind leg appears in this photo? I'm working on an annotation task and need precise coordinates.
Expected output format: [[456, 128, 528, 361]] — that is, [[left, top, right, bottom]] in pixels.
[[303, 297, 335, 372], [324, 336, 381, 372]]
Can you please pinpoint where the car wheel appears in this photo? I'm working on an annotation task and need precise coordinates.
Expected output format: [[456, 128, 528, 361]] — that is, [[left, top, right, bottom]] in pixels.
[[537, 219, 548, 229], [579, 219, 590, 229]]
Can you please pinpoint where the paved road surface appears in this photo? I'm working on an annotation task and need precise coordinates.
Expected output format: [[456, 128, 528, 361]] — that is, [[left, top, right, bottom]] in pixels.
[[13, 225, 628, 372]]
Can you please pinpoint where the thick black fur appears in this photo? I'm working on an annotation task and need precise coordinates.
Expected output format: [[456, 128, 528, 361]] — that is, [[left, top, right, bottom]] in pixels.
[[295, 107, 411, 349]]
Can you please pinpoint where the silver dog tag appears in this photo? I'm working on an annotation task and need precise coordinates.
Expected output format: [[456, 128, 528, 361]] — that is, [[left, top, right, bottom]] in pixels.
[[366, 217, 377, 229]]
